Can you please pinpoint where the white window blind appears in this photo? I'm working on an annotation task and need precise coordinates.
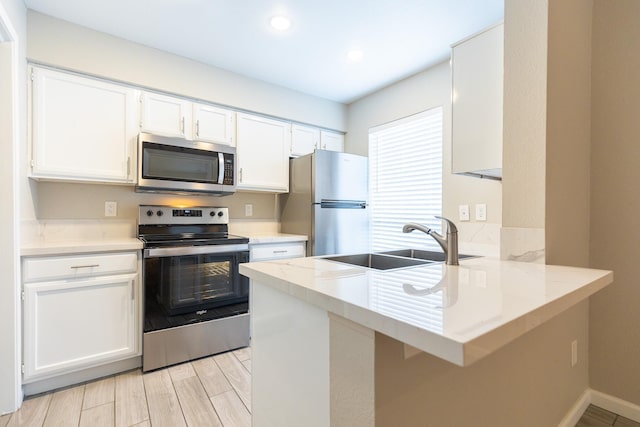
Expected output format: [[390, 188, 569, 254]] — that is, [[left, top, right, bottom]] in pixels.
[[368, 107, 443, 252]]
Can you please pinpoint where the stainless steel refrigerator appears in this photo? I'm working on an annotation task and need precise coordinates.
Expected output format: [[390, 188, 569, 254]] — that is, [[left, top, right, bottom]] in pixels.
[[281, 150, 370, 256]]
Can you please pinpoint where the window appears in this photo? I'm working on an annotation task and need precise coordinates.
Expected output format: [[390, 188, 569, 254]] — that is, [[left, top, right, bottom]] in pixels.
[[368, 107, 443, 252]]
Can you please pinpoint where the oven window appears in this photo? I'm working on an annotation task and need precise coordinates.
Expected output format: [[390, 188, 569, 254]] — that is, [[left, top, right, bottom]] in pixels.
[[168, 256, 235, 307], [145, 252, 248, 316], [143, 142, 219, 183]]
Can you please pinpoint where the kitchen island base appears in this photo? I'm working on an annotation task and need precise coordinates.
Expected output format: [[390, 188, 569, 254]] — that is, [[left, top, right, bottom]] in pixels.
[[251, 282, 374, 427]]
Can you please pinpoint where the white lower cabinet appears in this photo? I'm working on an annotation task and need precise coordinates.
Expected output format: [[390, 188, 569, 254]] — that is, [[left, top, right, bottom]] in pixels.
[[22, 252, 140, 383], [250, 240, 306, 262]]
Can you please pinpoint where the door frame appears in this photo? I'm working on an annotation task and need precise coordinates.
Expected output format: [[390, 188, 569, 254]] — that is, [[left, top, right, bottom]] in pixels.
[[0, 1, 22, 414]]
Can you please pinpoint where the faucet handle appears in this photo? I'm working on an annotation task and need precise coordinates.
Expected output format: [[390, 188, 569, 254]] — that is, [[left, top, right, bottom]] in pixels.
[[434, 216, 458, 234]]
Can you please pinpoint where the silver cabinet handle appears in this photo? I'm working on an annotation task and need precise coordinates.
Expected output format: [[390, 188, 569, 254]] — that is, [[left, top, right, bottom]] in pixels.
[[273, 250, 288, 254], [196, 119, 200, 137], [70, 264, 99, 269], [131, 280, 135, 300], [127, 156, 131, 177], [239, 167, 243, 183], [181, 117, 185, 134]]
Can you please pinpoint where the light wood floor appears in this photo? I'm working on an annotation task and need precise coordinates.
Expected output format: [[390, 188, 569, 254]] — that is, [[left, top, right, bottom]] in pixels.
[[0, 346, 252, 427]]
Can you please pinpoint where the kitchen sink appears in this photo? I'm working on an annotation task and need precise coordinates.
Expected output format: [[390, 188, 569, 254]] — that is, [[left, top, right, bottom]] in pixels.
[[379, 249, 475, 262], [324, 253, 431, 270]]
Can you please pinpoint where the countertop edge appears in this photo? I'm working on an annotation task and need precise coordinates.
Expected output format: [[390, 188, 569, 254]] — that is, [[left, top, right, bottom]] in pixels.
[[21, 239, 143, 256], [247, 234, 308, 244], [240, 262, 614, 367]]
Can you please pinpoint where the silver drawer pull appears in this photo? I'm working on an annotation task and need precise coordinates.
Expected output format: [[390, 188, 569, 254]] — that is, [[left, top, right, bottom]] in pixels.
[[273, 250, 288, 254], [70, 264, 100, 269]]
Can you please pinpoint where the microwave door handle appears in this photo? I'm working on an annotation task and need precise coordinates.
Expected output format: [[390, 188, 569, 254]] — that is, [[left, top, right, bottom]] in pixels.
[[218, 152, 224, 184]]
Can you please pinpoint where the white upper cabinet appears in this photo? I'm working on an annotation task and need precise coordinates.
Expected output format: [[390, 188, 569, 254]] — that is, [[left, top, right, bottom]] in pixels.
[[140, 91, 192, 138], [451, 23, 503, 179], [236, 112, 291, 193], [30, 66, 138, 183], [319, 130, 345, 152], [193, 103, 236, 146], [291, 124, 320, 157], [141, 92, 235, 146]]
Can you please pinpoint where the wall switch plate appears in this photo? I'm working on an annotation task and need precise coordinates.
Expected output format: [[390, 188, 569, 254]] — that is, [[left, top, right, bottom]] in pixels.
[[458, 204, 470, 221], [105, 201, 117, 217], [245, 204, 253, 217], [475, 203, 487, 221]]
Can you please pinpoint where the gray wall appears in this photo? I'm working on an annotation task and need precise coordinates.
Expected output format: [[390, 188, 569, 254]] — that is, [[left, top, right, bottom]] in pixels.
[[590, 0, 640, 406], [346, 60, 502, 229]]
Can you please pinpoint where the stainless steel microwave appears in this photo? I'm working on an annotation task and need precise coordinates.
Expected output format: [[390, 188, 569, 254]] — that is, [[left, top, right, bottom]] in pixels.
[[136, 133, 236, 196]]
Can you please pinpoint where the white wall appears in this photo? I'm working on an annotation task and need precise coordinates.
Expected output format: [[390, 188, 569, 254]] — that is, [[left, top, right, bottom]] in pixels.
[[27, 11, 345, 132], [346, 60, 502, 251], [0, 0, 26, 414], [24, 12, 347, 231]]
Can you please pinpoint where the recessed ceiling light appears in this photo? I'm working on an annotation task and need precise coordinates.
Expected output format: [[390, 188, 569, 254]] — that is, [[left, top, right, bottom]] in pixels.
[[270, 15, 292, 31], [347, 49, 364, 62]]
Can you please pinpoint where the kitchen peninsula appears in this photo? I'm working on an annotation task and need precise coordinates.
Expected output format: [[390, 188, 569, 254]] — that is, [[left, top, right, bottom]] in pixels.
[[239, 255, 612, 426]]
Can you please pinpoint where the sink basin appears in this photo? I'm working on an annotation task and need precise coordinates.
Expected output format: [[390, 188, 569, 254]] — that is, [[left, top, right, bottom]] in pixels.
[[379, 249, 475, 262], [324, 253, 430, 270]]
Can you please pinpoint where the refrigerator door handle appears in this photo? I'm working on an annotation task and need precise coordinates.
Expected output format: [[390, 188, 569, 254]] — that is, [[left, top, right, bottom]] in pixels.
[[318, 199, 367, 209]]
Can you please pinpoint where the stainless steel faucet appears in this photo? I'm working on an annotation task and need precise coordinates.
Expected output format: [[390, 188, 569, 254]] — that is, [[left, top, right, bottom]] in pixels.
[[402, 216, 459, 265]]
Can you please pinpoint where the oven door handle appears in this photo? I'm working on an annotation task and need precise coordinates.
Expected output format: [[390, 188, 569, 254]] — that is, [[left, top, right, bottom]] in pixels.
[[144, 244, 249, 258]]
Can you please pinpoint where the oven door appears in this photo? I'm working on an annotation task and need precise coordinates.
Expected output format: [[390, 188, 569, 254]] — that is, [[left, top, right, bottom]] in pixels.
[[143, 245, 249, 316]]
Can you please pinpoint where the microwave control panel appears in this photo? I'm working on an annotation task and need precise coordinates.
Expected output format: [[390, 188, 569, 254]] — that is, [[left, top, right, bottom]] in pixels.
[[223, 154, 234, 185]]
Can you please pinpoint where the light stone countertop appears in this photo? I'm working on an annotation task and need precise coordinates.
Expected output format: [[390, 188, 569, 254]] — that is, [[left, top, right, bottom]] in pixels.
[[21, 238, 143, 256], [240, 255, 613, 366], [245, 233, 308, 244]]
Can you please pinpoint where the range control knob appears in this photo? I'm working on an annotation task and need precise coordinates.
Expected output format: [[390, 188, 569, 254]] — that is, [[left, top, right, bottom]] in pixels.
[[156, 210, 164, 217], [146, 210, 153, 217], [210, 211, 216, 217], [218, 211, 224, 217]]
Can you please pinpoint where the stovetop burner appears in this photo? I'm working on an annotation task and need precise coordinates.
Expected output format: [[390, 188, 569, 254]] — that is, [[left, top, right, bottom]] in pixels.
[[137, 205, 248, 247]]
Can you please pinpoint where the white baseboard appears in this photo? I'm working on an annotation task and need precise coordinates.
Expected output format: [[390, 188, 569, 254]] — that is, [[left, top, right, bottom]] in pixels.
[[558, 388, 640, 426], [558, 389, 591, 427]]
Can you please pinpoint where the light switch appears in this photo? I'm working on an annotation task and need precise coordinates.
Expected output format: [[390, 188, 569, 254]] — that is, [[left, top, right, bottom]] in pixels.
[[475, 204, 487, 221], [458, 205, 470, 221], [105, 201, 117, 217], [245, 204, 253, 217]]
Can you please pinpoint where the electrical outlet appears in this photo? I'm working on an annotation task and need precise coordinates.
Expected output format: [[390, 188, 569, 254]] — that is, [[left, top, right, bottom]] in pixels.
[[475, 203, 487, 221], [571, 340, 578, 367], [458, 204, 470, 221], [245, 204, 253, 217], [104, 201, 117, 217]]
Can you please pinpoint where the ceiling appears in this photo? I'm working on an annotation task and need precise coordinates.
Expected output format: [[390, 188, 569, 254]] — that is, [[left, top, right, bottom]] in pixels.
[[24, 0, 504, 104]]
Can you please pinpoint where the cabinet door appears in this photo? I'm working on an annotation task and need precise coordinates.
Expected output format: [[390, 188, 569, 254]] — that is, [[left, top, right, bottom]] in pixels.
[[291, 124, 319, 157], [30, 67, 138, 183], [193, 104, 236, 146], [320, 130, 344, 152], [23, 273, 139, 381], [236, 113, 291, 192], [140, 91, 192, 138], [451, 23, 503, 178]]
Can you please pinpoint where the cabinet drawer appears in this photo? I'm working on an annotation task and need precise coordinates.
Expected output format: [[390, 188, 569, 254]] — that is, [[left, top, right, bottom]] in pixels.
[[250, 242, 306, 261], [23, 252, 138, 282]]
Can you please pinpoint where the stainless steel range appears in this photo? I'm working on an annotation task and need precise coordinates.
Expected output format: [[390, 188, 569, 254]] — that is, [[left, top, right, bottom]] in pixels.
[[138, 205, 249, 372]]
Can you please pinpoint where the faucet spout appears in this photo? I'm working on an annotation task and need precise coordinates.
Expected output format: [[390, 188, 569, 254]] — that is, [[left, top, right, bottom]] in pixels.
[[402, 217, 459, 265]]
